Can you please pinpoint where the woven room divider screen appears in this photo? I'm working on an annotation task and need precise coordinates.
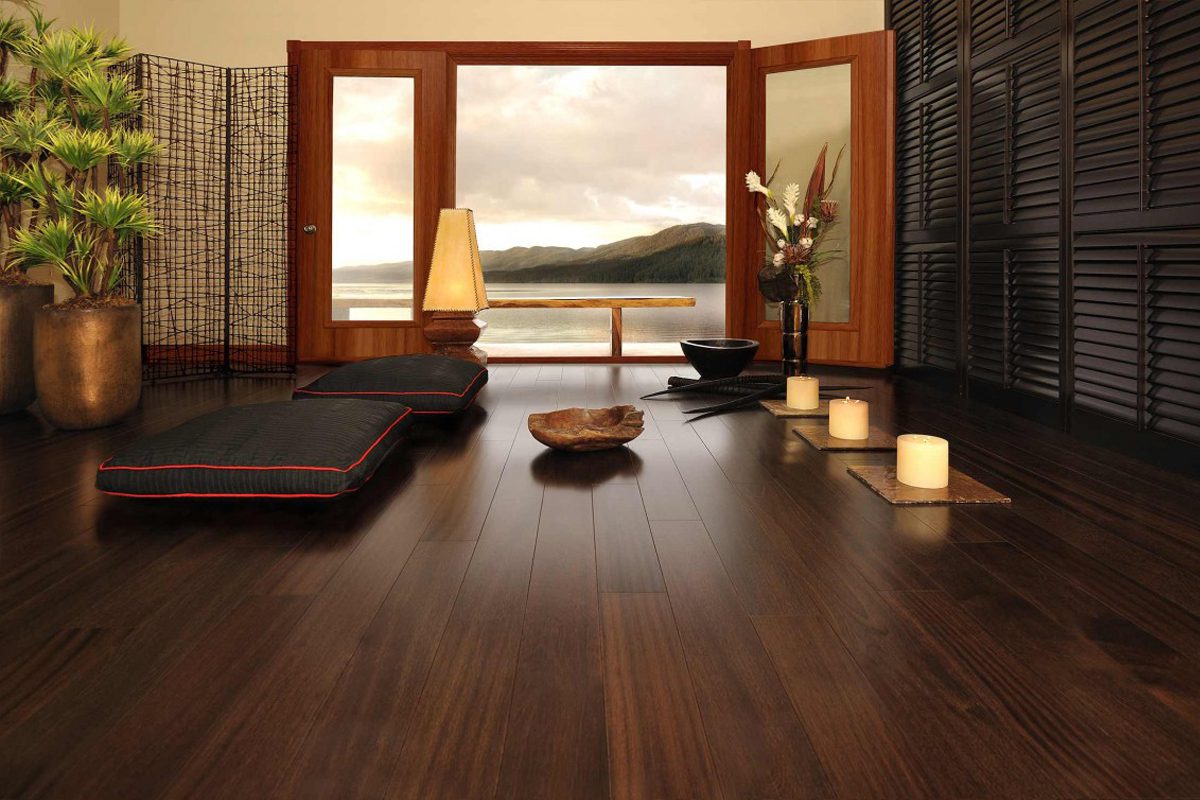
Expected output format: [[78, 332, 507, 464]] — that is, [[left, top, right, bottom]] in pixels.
[[116, 55, 295, 381]]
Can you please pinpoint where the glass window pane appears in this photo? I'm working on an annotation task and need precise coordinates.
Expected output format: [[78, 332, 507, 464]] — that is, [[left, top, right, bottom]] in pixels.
[[331, 76, 415, 321], [457, 65, 726, 357], [765, 64, 852, 324]]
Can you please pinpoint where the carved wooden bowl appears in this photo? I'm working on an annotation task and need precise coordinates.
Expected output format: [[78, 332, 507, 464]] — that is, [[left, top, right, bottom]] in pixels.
[[527, 405, 645, 452]]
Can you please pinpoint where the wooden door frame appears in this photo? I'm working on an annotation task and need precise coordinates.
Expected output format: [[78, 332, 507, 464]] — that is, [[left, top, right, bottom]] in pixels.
[[289, 38, 899, 365], [737, 31, 897, 368]]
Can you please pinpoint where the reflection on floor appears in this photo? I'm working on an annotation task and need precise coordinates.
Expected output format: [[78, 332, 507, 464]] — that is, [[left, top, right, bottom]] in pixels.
[[2, 364, 1199, 799]]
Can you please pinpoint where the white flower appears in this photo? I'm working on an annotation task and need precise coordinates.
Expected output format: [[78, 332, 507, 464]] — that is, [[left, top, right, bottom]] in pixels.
[[799, 237, 814, 249], [807, 216, 819, 228], [776, 238, 786, 249], [767, 207, 790, 237], [773, 251, 785, 266], [782, 183, 801, 216], [745, 171, 772, 198]]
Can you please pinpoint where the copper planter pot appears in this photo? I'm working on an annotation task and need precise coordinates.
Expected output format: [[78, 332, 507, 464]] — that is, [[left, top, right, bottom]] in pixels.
[[34, 302, 142, 429], [0, 283, 55, 415]]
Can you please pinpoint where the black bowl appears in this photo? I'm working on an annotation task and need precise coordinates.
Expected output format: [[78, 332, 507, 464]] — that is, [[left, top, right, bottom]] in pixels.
[[680, 338, 759, 379]]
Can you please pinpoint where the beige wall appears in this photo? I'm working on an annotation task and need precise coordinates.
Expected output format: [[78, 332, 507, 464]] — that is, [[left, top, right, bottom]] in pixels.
[[116, 0, 883, 66], [40, 0, 119, 33]]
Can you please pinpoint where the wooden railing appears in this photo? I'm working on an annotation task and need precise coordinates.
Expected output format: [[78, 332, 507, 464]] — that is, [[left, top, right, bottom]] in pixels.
[[487, 296, 696, 357]]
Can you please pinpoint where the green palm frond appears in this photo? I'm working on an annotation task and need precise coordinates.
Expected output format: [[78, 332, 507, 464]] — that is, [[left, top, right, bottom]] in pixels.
[[0, 15, 29, 52], [44, 126, 111, 172], [0, 168, 32, 204], [69, 66, 141, 121], [110, 128, 160, 167], [10, 217, 74, 269], [77, 186, 158, 240], [0, 107, 64, 155], [0, 77, 30, 108], [25, 29, 91, 82], [16, 160, 70, 210]]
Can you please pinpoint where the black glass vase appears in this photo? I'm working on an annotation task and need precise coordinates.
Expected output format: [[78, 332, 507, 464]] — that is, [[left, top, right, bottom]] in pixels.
[[779, 299, 809, 377]]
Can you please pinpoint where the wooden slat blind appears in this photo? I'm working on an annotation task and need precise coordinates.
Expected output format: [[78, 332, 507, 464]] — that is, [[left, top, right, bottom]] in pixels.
[[891, 0, 1200, 463]]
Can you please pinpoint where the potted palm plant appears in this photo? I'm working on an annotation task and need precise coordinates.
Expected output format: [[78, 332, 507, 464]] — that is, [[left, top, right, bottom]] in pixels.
[[7, 23, 159, 429], [0, 9, 53, 414]]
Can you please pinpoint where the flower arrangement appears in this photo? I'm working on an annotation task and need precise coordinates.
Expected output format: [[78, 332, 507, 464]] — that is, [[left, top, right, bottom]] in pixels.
[[745, 142, 843, 306]]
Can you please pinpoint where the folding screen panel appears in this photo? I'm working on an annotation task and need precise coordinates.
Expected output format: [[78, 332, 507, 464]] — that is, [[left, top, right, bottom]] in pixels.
[[118, 55, 295, 381]]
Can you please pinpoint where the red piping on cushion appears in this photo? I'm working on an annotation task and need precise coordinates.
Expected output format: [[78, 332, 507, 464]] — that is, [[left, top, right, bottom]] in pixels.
[[97, 408, 411, 474], [410, 390, 482, 414], [293, 367, 486, 399], [99, 488, 362, 499]]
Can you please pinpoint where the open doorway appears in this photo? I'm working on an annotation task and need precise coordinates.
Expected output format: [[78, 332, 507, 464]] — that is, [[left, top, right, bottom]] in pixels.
[[455, 64, 726, 357]]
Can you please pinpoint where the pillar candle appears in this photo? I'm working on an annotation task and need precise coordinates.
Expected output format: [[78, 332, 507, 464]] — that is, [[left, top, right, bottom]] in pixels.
[[896, 434, 950, 489], [828, 397, 869, 440], [785, 376, 820, 409]]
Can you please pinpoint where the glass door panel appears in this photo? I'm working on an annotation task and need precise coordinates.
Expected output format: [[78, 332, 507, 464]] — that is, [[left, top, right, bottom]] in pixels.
[[330, 75, 416, 321], [763, 63, 852, 324]]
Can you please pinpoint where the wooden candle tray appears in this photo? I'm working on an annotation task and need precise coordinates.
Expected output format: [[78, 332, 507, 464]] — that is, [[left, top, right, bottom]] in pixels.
[[793, 425, 897, 451], [760, 399, 830, 418], [847, 465, 1011, 505]]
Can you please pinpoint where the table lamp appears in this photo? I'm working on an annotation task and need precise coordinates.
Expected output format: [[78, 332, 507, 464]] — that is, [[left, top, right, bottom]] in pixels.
[[422, 208, 489, 366]]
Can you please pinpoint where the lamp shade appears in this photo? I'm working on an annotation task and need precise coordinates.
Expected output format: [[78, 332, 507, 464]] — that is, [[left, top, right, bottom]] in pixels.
[[423, 208, 488, 313]]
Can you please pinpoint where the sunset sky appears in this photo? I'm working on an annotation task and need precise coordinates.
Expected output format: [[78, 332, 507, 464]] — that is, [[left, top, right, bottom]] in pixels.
[[331, 65, 726, 268]]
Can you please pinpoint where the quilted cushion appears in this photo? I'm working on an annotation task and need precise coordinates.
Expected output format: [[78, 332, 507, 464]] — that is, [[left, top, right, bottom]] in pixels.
[[292, 354, 487, 415], [96, 399, 413, 499]]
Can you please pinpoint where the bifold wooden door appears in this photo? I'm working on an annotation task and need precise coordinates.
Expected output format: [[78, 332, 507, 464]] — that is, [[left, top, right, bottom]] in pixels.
[[729, 31, 896, 367], [291, 45, 451, 362], [291, 37, 893, 365]]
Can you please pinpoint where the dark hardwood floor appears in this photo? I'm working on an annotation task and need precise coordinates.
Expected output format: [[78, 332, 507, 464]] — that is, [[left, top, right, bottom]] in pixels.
[[2, 363, 1200, 799]]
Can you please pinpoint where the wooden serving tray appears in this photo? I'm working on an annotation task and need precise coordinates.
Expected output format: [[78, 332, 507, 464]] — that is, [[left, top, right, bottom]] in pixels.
[[847, 465, 1011, 505]]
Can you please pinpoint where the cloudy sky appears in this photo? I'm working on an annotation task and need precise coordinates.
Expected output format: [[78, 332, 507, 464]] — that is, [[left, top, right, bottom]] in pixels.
[[332, 66, 726, 268]]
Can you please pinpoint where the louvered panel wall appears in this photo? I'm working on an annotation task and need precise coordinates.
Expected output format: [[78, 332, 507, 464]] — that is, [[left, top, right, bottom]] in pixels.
[[891, 0, 1200, 463], [897, 82, 959, 234], [1146, 242, 1200, 442], [897, 243, 960, 370], [1073, 1, 1141, 220], [892, 0, 960, 371], [968, 33, 1061, 401], [1146, 1, 1200, 209], [971, 0, 1059, 55], [1072, 240, 1140, 422]]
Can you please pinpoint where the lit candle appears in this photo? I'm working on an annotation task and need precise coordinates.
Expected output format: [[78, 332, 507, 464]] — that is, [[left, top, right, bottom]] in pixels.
[[828, 397, 869, 440], [896, 434, 949, 489], [785, 376, 820, 409]]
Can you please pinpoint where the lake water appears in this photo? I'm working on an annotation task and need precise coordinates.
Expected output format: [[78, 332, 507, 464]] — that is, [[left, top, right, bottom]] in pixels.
[[332, 282, 726, 347]]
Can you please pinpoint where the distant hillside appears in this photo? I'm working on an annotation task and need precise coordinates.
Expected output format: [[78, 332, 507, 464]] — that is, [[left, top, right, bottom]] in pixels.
[[332, 222, 726, 284]]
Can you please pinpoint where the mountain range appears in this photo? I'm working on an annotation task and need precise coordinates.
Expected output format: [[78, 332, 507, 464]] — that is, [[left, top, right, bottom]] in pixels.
[[332, 222, 726, 284]]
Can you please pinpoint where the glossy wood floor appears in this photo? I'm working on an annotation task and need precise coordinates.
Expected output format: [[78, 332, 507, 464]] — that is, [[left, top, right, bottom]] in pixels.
[[2, 364, 1200, 800]]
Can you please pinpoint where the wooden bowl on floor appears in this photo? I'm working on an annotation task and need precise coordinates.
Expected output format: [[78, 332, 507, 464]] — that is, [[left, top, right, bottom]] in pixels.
[[528, 405, 645, 452]]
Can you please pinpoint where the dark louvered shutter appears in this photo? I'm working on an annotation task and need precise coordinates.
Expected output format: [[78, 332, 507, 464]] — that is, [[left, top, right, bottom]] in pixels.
[[891, 0, 1200, 462], [893, 0, 960, 371], [968, 35, 1062, 401]]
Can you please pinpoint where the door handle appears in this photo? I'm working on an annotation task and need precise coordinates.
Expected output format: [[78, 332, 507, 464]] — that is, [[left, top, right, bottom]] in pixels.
[[302, 224, 317, 234]]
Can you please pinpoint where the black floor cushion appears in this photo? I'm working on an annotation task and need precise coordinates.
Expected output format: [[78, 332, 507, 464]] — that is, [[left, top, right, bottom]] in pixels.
[[96, 399, 413, 499], [293, 354, 487, 415]]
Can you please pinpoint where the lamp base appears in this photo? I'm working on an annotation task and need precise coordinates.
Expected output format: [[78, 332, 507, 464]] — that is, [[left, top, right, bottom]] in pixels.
[[424, 312, 487, 367]]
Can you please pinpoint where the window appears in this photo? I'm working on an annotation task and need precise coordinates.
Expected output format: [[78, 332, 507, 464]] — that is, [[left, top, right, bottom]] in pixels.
[[330, 75, 416, 321], [456, 65, 726, 356]]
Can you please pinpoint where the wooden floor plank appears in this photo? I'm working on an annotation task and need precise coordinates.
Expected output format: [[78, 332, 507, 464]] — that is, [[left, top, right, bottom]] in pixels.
[[494, 485, 608, 800], [273, 541, 476, 800], [385, 435, 546, 800], [593, 483, 666, 592], [159, 483, 448, 800], [650, 520, 830, 799], [600, 592, 722, 800], [753, 613, 938, 800]]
